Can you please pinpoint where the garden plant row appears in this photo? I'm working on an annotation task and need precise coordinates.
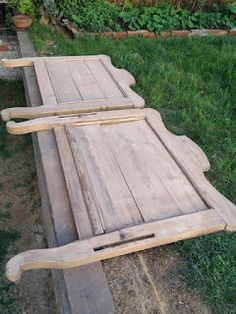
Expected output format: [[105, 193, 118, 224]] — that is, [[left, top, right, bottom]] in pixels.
[[5, 1, 236, 34], [63, 1, 236, 34], [60, 1, 236, 39]]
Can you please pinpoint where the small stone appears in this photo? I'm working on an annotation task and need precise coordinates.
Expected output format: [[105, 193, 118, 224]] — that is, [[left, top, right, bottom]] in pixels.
[[0, 45, 12, 52], [36, 234, 43, 245], [162, 31, 171, 38], [143, 31, 158, 38], [112, 32, 128, 39], [208, 29, 228, 36], [171, 30, 190, 37], [39, 15, 49, 25], [190, 29, 209, 36]]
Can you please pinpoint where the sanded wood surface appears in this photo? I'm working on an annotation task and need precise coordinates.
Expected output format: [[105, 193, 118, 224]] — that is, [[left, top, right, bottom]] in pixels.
[[1, 55, 144, 121], [15, 33, 115, 314], [5, 108, 235, 281]]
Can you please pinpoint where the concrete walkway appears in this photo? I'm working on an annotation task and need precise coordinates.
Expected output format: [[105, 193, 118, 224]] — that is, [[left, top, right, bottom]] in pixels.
[[0, 27, 21, 80]]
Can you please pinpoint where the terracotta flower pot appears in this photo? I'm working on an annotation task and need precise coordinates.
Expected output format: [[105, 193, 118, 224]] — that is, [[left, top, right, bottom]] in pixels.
[[12, 15, 33, 29]]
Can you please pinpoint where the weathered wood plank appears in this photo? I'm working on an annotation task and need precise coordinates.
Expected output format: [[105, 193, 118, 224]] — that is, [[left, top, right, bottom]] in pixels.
[[46, 61, 82, 103], [103, 120, 207, 221], [34, 60, 58, 107], [54, 127, 94, 238], [85, 60, 124, 99], [65, 126, 105, 235], [68, 61, 105, 100], [66, 124, 143, 232], [16, 32, 115, 314]]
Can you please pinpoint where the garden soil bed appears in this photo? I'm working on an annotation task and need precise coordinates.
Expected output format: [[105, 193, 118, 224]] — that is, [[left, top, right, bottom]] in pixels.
[[66, 23, 236, 39]]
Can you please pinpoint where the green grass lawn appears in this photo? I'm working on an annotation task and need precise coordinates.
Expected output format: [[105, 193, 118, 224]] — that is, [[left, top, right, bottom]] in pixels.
[[30, 23, 236, 313]]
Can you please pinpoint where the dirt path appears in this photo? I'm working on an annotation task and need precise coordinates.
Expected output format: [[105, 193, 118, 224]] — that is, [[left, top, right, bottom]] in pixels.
[[103, 246, 212, 314]]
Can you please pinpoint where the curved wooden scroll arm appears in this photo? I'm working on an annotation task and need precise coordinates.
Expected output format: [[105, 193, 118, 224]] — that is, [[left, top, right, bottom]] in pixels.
[[6, 209, 225, 282], [6, 240, 89, 282], [1, 105, 98, 121], [5, 110, 145, 135], [1, 107, 47, 121]]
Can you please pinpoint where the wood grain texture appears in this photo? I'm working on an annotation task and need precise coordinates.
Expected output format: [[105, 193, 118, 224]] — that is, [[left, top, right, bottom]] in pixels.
[[1, 55, 145, 120], [144, 108, 236, 230], [6, 209, 225, 282], [5, 106, 236, 283], [16, 33, 115, 314], [67, 60, 105, 100], [34, 60, 58, 107], [103, 120, 207, 221], [54, 127, 94, 238], [46, 61, 82, 103], [66, 124, 143, 232]]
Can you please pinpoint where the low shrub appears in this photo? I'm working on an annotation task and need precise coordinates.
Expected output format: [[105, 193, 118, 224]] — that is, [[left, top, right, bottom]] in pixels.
[[120, 4, 236, 32], [69, 1, 122, 32], [6, 0, 36, 16], [31, 0, 236, 33], [57, 0, 89, 21], [61, 0, 236, 33], [111, 0, 235, 11]]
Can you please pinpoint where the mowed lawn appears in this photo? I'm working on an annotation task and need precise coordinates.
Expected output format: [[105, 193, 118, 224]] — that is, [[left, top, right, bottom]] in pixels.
[[30, 23, 236, 313]]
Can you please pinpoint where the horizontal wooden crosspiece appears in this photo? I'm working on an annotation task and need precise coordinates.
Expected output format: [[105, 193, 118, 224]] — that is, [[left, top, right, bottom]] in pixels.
[[5, 109, 145, 134], [6, 210, 225, 282]]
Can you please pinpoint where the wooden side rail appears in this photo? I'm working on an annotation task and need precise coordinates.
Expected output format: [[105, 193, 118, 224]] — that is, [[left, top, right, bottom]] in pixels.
[[1, 98, 136, 121], [6, 209, 225, 282], [1, 56, 110, 68], [5, 109, 145, 134]]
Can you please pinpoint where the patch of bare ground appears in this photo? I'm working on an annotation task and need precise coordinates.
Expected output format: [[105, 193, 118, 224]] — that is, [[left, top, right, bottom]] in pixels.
[[103, 246, 212, 314], [0, 81, 56, 313]]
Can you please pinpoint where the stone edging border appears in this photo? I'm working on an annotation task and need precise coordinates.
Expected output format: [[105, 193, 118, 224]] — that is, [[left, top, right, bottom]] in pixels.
[[66, 24, 236, 39]]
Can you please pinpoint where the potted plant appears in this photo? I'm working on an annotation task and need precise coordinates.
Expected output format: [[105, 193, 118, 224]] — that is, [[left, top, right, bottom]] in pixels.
[[7, 0, 35, 29]]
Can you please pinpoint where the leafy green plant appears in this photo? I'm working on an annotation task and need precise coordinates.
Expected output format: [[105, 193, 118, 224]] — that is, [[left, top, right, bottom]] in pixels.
[[7, 0, 36, 16], [56, 0, 236, 33], [18, 0, 35, 15], [57, 0, 89, 21], [70, 1, 122, 32], [111, 0, 236, 11], [36, 0, 60, 23], [120, 4, 236, 33], [227, 2, 236, 15]]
